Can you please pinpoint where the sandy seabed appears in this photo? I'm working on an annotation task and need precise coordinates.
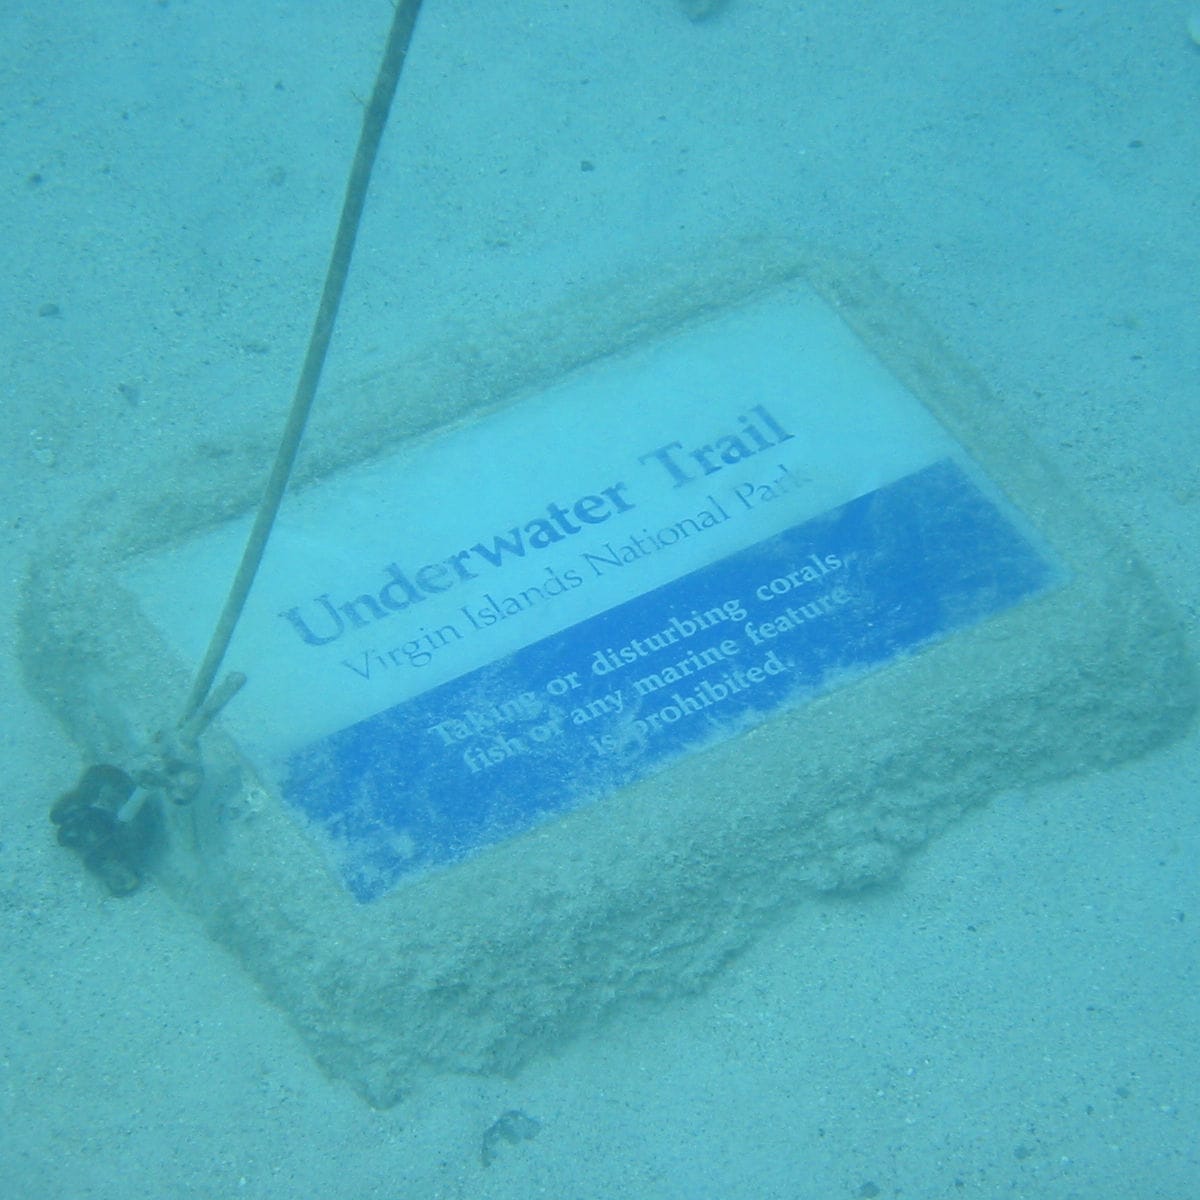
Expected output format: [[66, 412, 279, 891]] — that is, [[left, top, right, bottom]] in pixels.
[[2, 2, 1197, 1197]]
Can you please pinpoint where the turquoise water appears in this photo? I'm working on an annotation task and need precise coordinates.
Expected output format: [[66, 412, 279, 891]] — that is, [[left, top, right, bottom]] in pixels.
[[2, 2, 1197, 1197]]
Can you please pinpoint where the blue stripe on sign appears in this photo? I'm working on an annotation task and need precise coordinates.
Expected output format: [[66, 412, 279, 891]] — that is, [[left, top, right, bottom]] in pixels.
[[283, 458, 1057, 901]]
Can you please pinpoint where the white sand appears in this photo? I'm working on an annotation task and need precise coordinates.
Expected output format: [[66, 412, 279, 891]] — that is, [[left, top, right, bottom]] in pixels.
[[2, 1, 1196, 1196]]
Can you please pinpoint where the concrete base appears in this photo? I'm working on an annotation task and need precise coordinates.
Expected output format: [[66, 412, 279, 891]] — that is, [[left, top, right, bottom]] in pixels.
[[20, 243, 1196, 1106]]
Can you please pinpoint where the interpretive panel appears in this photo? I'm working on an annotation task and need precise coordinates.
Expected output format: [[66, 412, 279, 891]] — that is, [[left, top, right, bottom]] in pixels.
[[124, 283, 1056, 898]]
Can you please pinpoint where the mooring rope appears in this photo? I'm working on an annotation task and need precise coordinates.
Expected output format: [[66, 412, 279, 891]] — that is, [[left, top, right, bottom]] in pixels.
[[182, 0, 425, 722]]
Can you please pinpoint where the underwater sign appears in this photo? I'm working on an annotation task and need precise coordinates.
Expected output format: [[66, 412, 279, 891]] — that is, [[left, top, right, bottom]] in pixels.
[[125, 284, 1056, 900]]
